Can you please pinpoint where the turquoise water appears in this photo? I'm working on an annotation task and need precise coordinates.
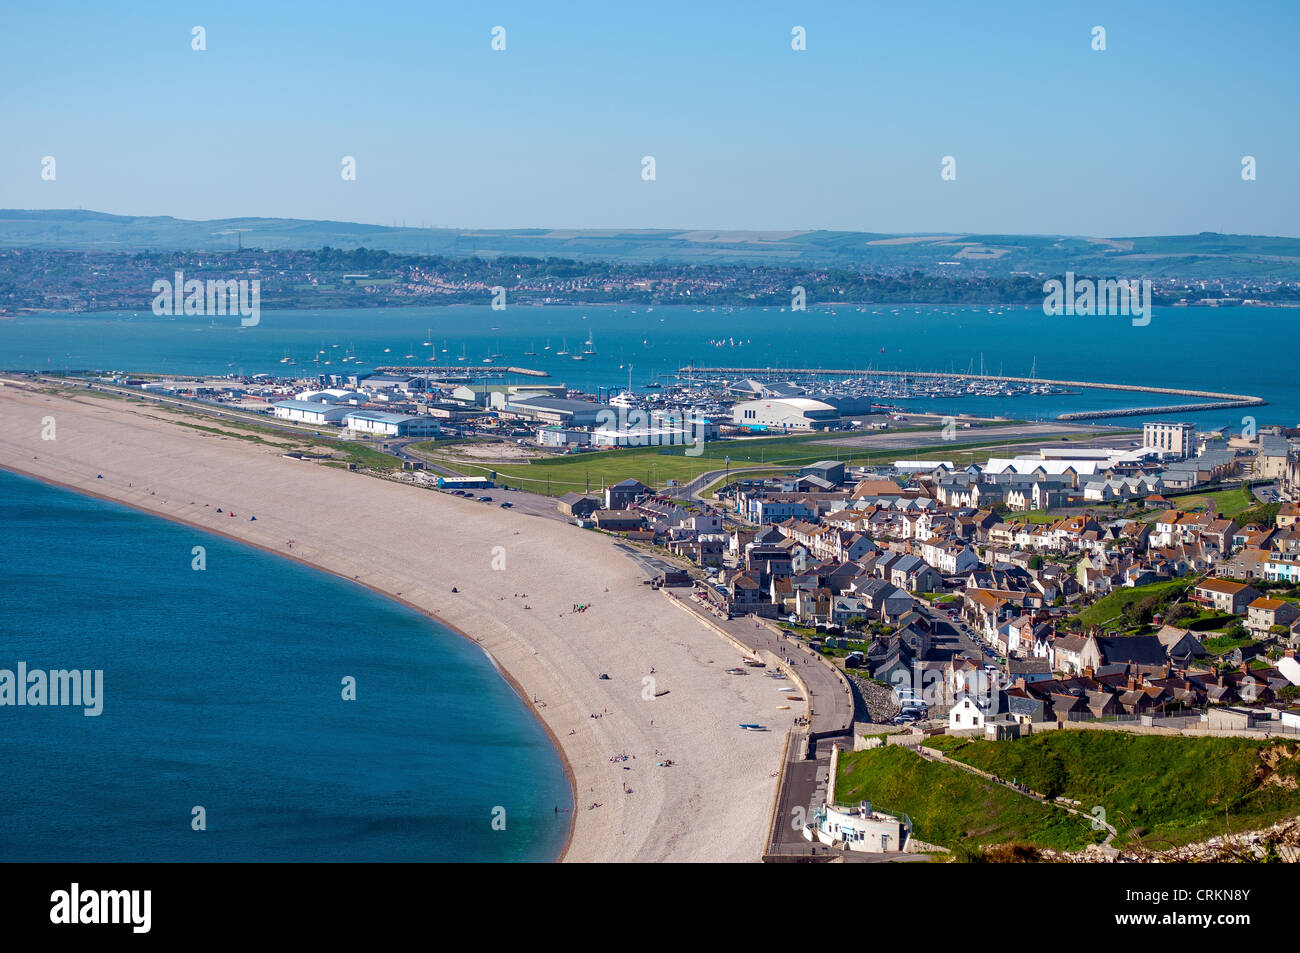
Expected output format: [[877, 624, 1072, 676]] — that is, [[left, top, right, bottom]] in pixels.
[[1, 303, 1296, 428], [0, 469, 571, 862]]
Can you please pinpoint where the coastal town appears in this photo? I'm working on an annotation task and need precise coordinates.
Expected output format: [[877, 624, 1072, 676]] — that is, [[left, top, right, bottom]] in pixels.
[[5, 1, 1298, 934], [5, 243, 1300, 314], [18, 359, 1300, 863]]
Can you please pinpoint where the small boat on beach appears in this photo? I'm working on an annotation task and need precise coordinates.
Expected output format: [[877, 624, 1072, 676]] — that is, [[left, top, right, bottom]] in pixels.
[[725, 667, 747, 675], [738, 724, 768, 731]]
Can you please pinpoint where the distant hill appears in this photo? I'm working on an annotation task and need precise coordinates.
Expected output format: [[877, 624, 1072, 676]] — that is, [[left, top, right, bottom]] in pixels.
[[3, 209, 1299, 279]]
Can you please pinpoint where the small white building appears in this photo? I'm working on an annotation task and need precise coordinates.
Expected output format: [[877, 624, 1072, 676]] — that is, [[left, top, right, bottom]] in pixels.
[[343, 411, 440, 437], [537, 427, 590, 448], [804, 801, 908, 853], [271, 400, 351, 425], [591, 426, 693, 448]]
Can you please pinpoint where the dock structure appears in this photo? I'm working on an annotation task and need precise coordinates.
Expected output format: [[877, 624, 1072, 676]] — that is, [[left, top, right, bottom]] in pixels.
[[678, 365, 1266, 420], [1056, 400, 1265, 421], [374, 365, 550, 378]]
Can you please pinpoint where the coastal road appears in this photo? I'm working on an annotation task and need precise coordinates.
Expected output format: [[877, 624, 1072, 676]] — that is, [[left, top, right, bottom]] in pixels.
[[612, 542, 677, 579], [767, 740, 832, 858]]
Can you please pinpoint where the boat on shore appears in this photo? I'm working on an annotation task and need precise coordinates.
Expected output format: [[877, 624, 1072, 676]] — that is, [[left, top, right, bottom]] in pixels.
[[738, 723, 768, 731]]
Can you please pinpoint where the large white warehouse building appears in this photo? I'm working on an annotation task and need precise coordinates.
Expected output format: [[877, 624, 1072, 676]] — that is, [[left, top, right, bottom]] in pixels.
[[343, 411, 440, 437], [271, 400, 352, 425], [732, 398, 840, 431]]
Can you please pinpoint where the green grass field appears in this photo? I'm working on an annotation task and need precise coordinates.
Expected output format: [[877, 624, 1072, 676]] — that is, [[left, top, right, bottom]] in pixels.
[[417, 430, 1102, 498], [1162, 485, 1259, 518], [1007, 509, 1058, 524], [927, 732, 1300, 848], [1076, 578, 1193, 629], [834, 746, 1103, 851]]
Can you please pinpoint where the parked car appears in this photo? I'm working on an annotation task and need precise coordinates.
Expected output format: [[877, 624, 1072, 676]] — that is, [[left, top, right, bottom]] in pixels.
[[498, 501, 513, 508], [477, 496, 493, 502]]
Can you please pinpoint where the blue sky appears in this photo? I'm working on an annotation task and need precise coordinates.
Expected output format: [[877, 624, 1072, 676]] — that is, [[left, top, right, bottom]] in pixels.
[[2, 0, 1297, 235]]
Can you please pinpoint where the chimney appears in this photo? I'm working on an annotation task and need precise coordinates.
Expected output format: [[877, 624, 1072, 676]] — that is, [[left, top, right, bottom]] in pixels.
[[1015, 677, 1027, 691], [1127, 675, 1137, 691]]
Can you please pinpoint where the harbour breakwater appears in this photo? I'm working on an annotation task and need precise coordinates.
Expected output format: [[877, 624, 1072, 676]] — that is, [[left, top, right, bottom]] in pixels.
[[1057, 400, 1266, 421], [678, 366, 1267, 421]]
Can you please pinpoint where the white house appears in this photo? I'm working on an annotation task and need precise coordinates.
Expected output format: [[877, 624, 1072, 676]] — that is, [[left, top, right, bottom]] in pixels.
[[804, 801, 907, 853], [948, 689, 1006, 731]]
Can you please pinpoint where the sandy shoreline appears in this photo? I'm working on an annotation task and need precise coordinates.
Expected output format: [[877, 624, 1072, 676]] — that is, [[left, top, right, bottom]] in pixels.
[[0, 382, 785, 862]]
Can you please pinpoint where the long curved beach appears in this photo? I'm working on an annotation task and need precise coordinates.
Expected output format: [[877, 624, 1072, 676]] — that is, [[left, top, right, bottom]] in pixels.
[[0, 381, 784, 862]]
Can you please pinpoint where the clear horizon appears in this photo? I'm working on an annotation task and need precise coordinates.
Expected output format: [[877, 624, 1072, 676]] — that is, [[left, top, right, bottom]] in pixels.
[[2, 1, 1297, 236]]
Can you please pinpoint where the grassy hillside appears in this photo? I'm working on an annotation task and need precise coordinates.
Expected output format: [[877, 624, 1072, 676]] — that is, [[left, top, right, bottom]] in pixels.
[[1162, 485, 1258, 518], [834, 746, 1103, 851], [5, 211, 1299, 278], [928, 732, 1300, 847], [1076, 578, 1193, 629]]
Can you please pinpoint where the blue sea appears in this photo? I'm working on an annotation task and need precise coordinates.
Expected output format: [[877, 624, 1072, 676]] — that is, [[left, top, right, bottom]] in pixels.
[[0, 469, 571, 862], [1, 303, 1296, 429]]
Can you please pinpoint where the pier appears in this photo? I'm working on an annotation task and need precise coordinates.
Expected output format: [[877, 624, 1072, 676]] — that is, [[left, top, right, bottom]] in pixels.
[[1057, 399, 1266, 421], [678, 365, 1266, 420]]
